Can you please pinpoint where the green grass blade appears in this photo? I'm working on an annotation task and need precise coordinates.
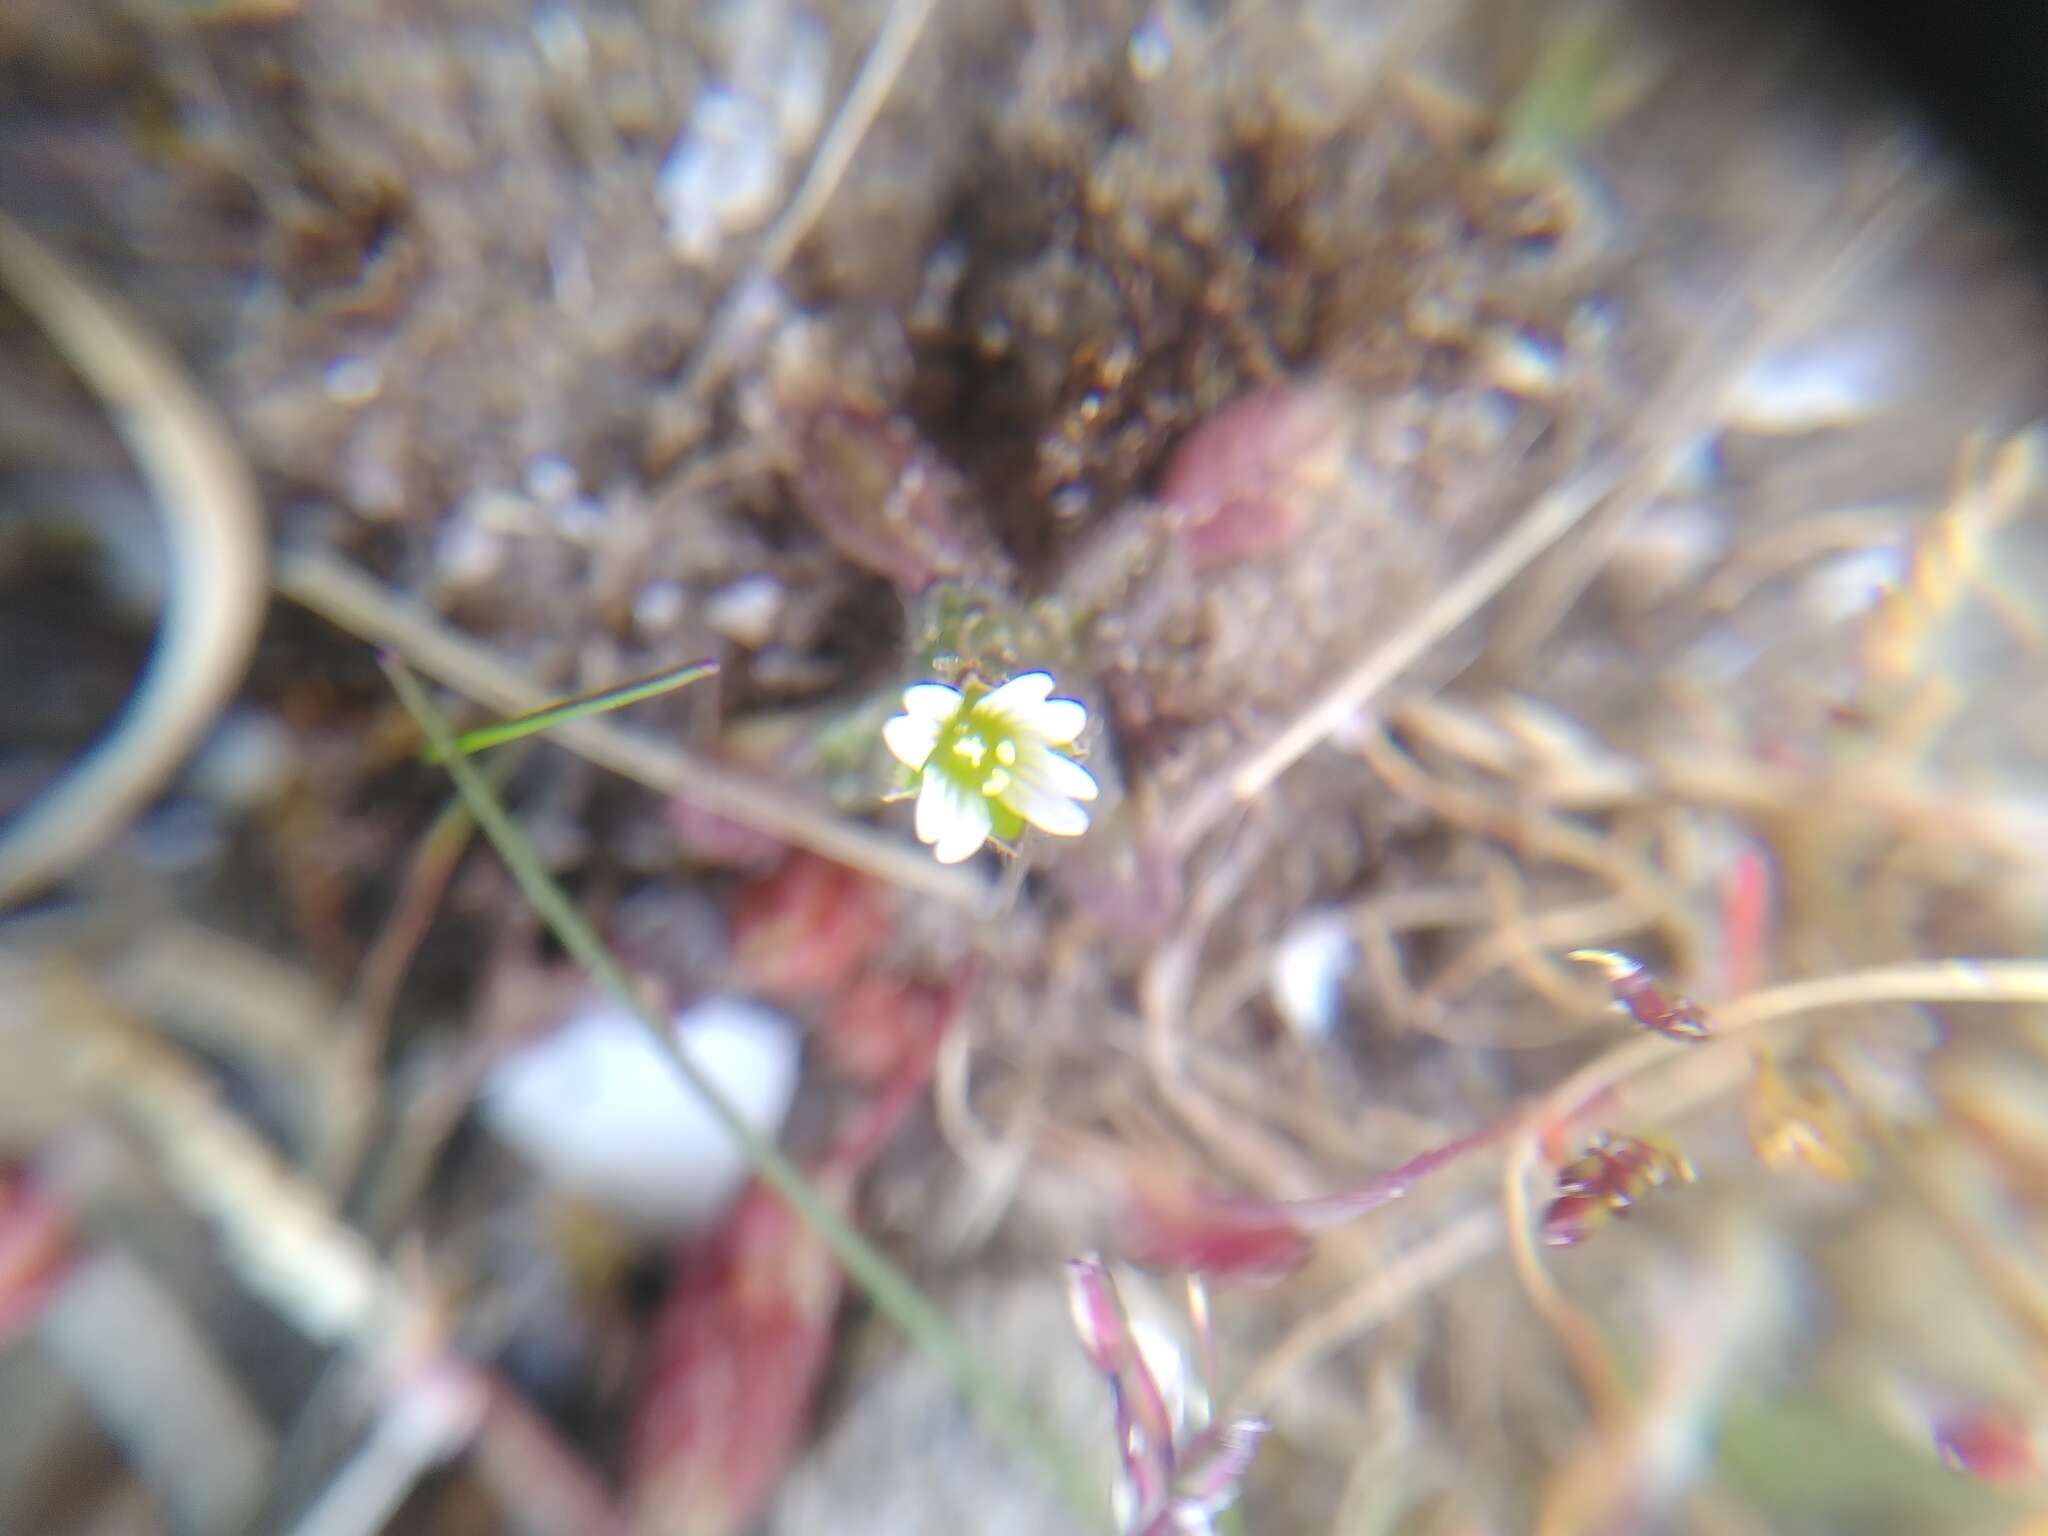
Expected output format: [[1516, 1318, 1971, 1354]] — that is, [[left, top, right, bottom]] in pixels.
[[424, 659, 719, 761], [383, 656, 1105, 1527]]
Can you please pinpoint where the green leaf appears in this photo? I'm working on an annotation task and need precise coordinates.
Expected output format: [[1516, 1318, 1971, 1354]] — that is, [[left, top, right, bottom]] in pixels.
[[423, 659, 719, 761]]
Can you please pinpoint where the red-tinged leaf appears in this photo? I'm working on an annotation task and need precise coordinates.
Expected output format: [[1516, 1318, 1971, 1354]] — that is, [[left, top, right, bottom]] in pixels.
[[1568, 949, 1711, 1041], [1121, 1124, 1515, 1282], [1275, 1122, 1513, 1230], [0, 1168, 73, 1343], [1065, 1255, 1131, 1376], [729, 854, 891, 1001], [1123, 1183, 1314, 1284], [628, 1184, 845, 1536], [1163, 1417, 1268, 1520], [1933, 1408, 2038, 1484], [1157, 387, 1345, 570], [1065, 1257, 1176, 1519]]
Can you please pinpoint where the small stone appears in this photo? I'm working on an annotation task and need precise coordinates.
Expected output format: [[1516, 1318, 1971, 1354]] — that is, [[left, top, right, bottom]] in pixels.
[[1726, 338, 1892, 436], [659, 88, 786, 264], [480, 996, 801, 1236], [322, 355, 381, 405], [523, 453, 581, 505], [1802, 541, 1909, 623], [705, 572, 784, 647], [1481, 327, 1564, 399], [1129, 18, 1171, 81], [1268, 909, 1356, 1042], [187, 710, 296, 810], [633, 579, 689, 637], [1607, 501, 1729, 607], [530, 0, 590, 78], [434, 511, 506, 588], [551, 495, 608, 544]]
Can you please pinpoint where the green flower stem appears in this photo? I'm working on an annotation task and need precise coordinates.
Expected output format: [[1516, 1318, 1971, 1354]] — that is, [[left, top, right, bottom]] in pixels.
[[384, 657, 1105, 1527], [424, 659, 720, 761]]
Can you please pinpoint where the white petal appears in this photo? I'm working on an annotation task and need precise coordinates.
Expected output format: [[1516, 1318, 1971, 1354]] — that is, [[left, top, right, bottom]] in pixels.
[[902, 682, 964, 721], [882, 712, 941, 770], [915, 766, 958, 845], [1001, 777, 1090, 837], [975, 671, 1054, 724], [914, 769, 992, 862], [1027, 696, 1088, 745], [931, 787, 993, 864], [1016, 742, 1099, 802]]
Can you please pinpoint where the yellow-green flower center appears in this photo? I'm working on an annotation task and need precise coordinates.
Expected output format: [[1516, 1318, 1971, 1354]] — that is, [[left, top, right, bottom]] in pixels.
[[932, 697, 1027, 836]]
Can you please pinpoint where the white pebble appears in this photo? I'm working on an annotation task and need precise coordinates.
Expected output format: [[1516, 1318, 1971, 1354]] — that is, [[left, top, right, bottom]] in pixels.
[[530, 0, 590, 78], [551, 494, 608, 544], [1609, 501, 1729, 604], [523, 453, 580, 505], [1482, 328, 1563, 399], [659, 88, 787, 264], [1801, 540, 1909, 623], [746, 9, 830, 154], [1726, 338, 1892, 435], [323, 355, 382, 405], [480, 995, 801, 1236], [705, 571, 785, 647], [1129, 19, 1171, 81], [1268, 909, 1356, 1042], [657, 7, 828, 266], [466, 488, 538, 535], [433, 511, 505, 588], [187, 710, 296, 810], [632, 579, 689, 636]]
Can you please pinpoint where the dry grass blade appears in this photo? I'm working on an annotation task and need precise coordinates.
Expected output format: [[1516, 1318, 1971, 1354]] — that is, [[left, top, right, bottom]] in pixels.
[[0, 213, 267, 905], [15, 955, 409, 1347], [1236, 1208, 1500, 1415], [758, 0, 941, 276]]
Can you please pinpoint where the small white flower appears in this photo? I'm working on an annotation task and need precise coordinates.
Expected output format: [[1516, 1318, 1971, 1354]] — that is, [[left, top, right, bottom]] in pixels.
[[882, 671, 1099, 863]]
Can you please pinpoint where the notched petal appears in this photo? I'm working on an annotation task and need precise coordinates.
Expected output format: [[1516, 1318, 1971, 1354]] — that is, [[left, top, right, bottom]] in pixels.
[[975, 671, 1055, 723], [1018, 744, 1100, 803], [931, 791, 993, 864], [882, 714, 940, 770], [1003, 779, 1091, 838], [914, 768, 958, 846], [1029, 696, 1089, 744], [902, 682, 964, 721]]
